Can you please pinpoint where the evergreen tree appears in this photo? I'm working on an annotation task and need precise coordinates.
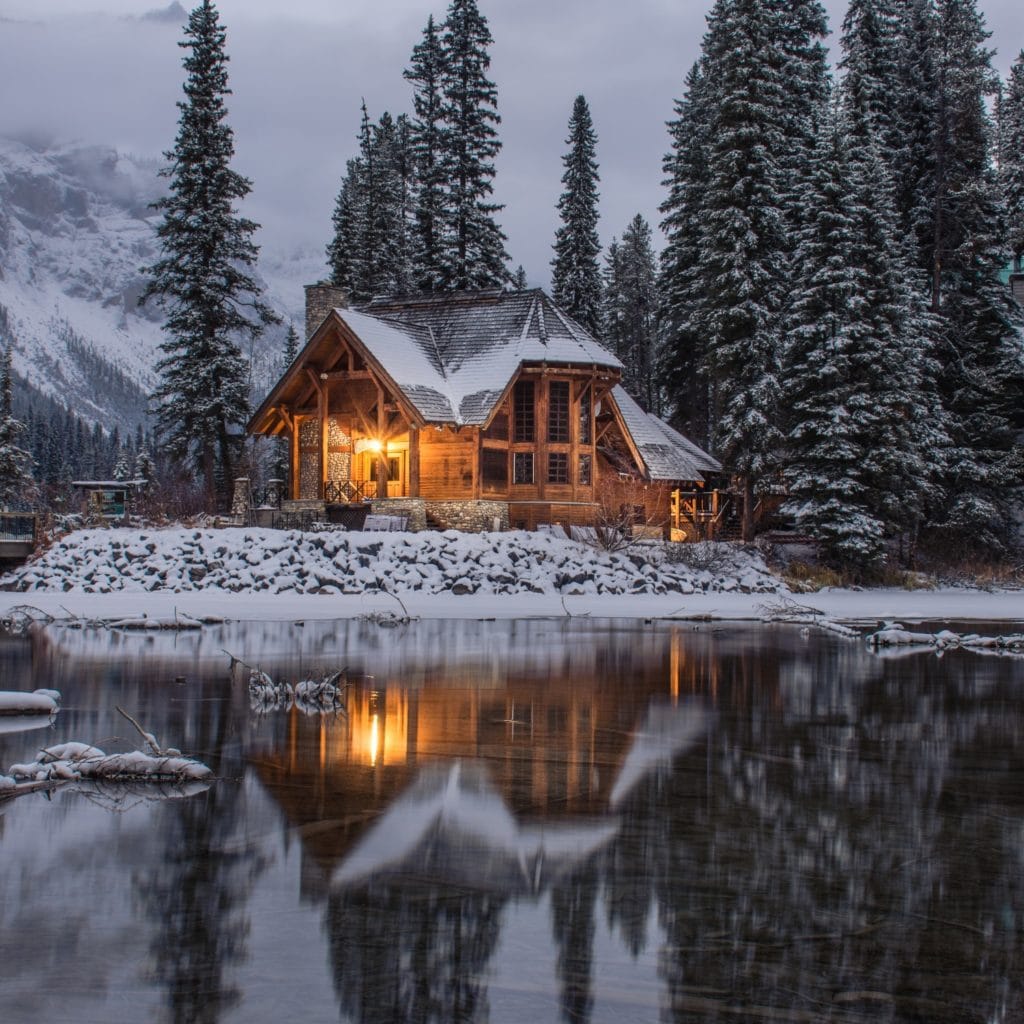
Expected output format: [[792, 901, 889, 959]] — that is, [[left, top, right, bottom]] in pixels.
[[272, 325, 300, 483], [696, 0, 790, 539], [511, 264, 528, 290], [659, 62, 714, 448], [134, 442, 157, 489], [0, 346, 34, 509], [783, 112, 936, 570], [404, 15, 448, 291], [1002, 51, 1024, 266], [604, 216, 660, 413], [141, 0, 277, 507], [551, 95, 603, 336], [437, 0, 509, 290], [327, 105, 416, 302], [923, 0, 1024, 553], [113, 447, 131, 482]]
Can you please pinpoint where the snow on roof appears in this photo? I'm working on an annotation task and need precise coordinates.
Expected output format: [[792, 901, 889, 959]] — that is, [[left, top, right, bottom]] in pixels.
[[349, 290, 622, 426], [610, 386, 722, 482]]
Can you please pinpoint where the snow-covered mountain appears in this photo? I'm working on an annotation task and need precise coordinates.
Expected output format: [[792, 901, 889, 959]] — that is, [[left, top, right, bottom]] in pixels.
[[0, 135, 321, 434]]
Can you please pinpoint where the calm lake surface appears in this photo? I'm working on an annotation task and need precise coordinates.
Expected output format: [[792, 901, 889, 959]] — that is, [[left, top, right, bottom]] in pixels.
[[1, 618, 1023, 1024]]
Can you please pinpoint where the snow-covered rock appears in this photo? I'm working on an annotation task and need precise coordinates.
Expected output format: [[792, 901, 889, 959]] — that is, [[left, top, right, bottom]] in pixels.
[[0, 689, 61, 715], [1, 527, 785, 600], [6, 741, 212, 783]]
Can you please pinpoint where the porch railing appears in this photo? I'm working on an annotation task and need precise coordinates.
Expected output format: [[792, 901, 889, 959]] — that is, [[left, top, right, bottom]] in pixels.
[[324, 479, 375, 503], [0, 512, 37, 543]]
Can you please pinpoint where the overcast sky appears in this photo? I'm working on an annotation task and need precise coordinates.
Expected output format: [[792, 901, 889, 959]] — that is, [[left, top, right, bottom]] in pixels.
[[1, 0, 1021, 289]]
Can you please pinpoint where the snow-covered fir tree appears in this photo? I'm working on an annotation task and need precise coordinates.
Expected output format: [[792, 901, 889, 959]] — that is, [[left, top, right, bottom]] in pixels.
[[327, 104, 416, 302], [923, 0, 1024, 554], [603, 216, 660, 414], [404, 14, 448, 291], [695, 0, 791, 540], [134, 442, 156, 489], [659, 62, 714, 449], [1002, 50, 1024, 265], [437, 0, 509, 289], [112, 447, 131, 482], [511, 264, 528, 290], [272, 324, 300, 484], [551, 95, 603, 337], [0, 346, 34, 510], [141, 0, 277, 507]]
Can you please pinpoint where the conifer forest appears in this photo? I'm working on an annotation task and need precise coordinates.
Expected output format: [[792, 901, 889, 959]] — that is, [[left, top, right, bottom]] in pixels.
[[1, 0, 1022, 574]]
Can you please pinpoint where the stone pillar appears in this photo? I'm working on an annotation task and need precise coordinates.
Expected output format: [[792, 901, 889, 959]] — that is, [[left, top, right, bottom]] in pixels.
[[231, 477, 250, 520], [304, 283, 350, 340]]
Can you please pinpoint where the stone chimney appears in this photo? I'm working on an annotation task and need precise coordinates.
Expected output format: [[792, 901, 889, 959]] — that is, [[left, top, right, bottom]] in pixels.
[[304, 283, 349, 340]]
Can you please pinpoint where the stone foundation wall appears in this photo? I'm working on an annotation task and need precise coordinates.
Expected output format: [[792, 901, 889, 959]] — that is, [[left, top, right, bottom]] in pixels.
[[369, 498, 429, 531], [425, 499, 510, 533]]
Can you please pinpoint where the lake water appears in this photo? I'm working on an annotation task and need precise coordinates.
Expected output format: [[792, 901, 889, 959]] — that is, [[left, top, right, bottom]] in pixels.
[[1, 618, 1023, 1024]]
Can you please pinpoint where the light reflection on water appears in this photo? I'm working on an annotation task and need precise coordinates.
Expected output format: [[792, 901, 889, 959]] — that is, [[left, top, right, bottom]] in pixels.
[[1, 619, 1023, 1024]]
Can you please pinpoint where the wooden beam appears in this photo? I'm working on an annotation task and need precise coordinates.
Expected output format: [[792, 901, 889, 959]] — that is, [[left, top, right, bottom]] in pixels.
[[409, 426, 420, 497], [318, 369, 374, 382], [375, 384, 388, 499]]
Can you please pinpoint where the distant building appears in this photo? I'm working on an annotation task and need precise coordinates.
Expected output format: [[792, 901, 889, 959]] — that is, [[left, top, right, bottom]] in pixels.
[[248, 286, 722, 538]]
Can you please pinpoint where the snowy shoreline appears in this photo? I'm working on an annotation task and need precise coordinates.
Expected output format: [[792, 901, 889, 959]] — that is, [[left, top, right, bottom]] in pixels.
[[0, 526, 1020, 626]]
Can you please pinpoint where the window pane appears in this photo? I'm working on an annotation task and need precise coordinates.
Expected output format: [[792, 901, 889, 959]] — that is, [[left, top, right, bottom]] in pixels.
[[513, 381, 535, 442], [513, 452, 534, 484], [578, 453, 592, 486], [482, 448, 508, 489], [548, 452, 569, 484], [548, 381, 570, 443]]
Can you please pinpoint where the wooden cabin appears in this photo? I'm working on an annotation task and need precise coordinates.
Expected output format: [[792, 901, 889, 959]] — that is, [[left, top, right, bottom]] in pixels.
[[248, 286, 722, 537]]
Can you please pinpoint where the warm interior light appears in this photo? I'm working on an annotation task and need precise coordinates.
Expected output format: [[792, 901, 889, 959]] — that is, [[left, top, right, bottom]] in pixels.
[[366, 438, 383, 453], [369, 713, 380, 766]]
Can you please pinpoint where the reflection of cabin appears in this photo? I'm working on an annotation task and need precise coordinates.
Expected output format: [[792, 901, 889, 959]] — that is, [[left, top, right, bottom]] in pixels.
[[248, 286, 721, 537], [1010, 255, 1024, 306]]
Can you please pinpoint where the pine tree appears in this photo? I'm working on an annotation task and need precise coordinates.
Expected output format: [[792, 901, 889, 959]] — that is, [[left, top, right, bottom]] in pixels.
[[404, 15, 448, 291], [659, 62, 714, 448], [604, 216, 660, 413], [923, 0, 1024, 554], [112, 447, 131, 482], [141, 1, 277, 508], [697, 0, 790, 539], [327, 105, 416, 302], [0, 346, 34, 510], [272, 324, 300, 483], [511, 264, 528, 290], [134, 443, 157, 489], [437, 0, 509, 290], [551, 95, 603, 336], [1003, 51, 1024, 265], [783, 110, 937, 571]]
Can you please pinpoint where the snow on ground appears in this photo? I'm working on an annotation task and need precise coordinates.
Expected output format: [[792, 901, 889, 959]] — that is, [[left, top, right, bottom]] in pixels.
[[1, 527, 781, 598], [0, 527, 1021, 626]]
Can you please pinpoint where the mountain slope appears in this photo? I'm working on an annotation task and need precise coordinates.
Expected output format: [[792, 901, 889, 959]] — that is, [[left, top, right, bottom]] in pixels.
[[0, 135, 310, 434]]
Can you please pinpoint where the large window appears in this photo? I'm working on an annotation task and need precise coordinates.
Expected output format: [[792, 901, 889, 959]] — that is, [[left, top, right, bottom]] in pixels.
[[513, 452, 534, 485], [548, 381, 570, 442], [513, 381, 535, 442], [548, 452, 569, 484]]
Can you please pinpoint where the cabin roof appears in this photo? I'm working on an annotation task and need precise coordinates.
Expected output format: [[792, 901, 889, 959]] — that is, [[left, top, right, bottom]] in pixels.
[[346, 289, 622, 426], [611, 386, 722, 482]]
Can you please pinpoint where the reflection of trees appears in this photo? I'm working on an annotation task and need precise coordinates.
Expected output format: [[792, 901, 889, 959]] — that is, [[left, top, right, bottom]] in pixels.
[[551, 864, 600, 1024], [135, 685, 266, 1024], [644, 644, 1024, 1023], [325, 882, 503, 1024]]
